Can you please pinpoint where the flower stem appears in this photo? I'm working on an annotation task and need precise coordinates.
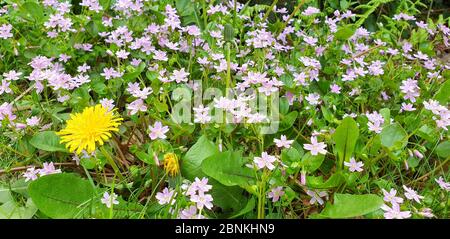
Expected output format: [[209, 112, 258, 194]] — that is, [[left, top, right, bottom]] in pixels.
[[100, 146, 125, 182], [226, 41, 232, 95]]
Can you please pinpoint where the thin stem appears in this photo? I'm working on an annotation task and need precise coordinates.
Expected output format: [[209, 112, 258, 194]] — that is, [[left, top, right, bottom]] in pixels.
[[261, 0, 278, 24], [226, 42, 232, 95], [100, 146, 125, 182], [277, 0, 305, 36]]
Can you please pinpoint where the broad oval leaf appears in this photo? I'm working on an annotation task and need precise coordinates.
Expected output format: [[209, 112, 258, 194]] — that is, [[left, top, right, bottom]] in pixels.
[[29, 131, 67, 152], [436, 141, 450, 158], [319, 193, 383, 218], [433, 79, 450, 105], [181, 135, 219, 180], [229, 197, 256, 219], [380, 123, 408, 149], [301, 152, 325, 173], [201, 151, 254, 187], [28, 173, 96, 218]]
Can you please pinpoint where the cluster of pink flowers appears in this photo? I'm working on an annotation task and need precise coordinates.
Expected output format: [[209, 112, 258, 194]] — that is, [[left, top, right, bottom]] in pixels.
[[155, 177, 214, 219], [366, 111, 385, 133], [80, 0, 103, 13], [184, 177, 214, 211], [0, 23, 13, 39], [393, 13, 416, 21], [22, 162, 62, 182], [380, 185, 431, 219], [193, 105, 212, 124], [423, 100, 450, 131], [400, 78, 420, 102]]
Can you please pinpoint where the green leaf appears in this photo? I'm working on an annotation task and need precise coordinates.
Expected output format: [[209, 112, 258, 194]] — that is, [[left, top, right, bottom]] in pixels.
[[0, 187, 13, 203], [279, 111, 298, 131], [28, 173, 96, 218], [301, 152, 325, 173], [0, 199, 37, 219], [321, 106, 334, 123], [434, 79, 450, 105], [135, 150, 155, 165], [201, 151, 254, 187], [307, 173, 344, 189], [281, 147, 303, 162], [229, 197, 256, 219], [69, 87, 91, 110], [380, 123, 408, 149], [335, 25, 356, 41], [175, 0, 198, 26], [333, 117, 359, 166], [379, 108, 390, 127], [29, 131, 67, 152], [340, 0, 350, 9], [20, 1, 45, 22], [209, 180, 246, 213], [181, 135, 218, 180], [319, 194, 383, 218], [436, 141, 450, 158], [80, 157, 97, 169]]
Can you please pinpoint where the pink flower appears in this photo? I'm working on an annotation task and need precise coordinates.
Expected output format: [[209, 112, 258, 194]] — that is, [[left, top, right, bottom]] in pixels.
[[302, 6, 320, 16], [402, 185, 424, 203], [23, 167, 39, 182], [268, 186, 285, 202], [0, 24, 13, 39], [179, 205, 205, 219], [330, 84, 341, 94], [344, 157, 364, 172], [303, 136, 327, 155], [253, 152, 277, 170], [366, 111, 384, 133], [100, 98, 115, 111], [274, 135, 294, 149], [435, 176, 450, 191], [3, 70, 22, 81], [305, 93, 321, 106], [156, 187, 177, 205], [193, 105, 211, 124], [191, 177, 212, 194], [116, 49, 129, 59], [38, 162, 62, 176], [190, 193, 214, 210], [381, 203, 411, 219], [0, 80, 12, 95], [382, 188, 404, 205], [127, 99, 147, 115], [0, 102, 16, 121], [26, 116, 40, 127], [148, 121, 169, 140], [101, 192, 119, 208], [306, 189, 328, 205], [400, 103, 416, 112], [170, 68, 189, 83], [400, 78, 420, 102], [101, 67, 123, 80], [418, 208, 435, 218]]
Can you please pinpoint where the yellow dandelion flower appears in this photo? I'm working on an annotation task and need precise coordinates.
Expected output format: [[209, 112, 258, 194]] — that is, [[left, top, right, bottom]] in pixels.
[[163, 153, 179, 176], [57, 104, 123, 154]]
